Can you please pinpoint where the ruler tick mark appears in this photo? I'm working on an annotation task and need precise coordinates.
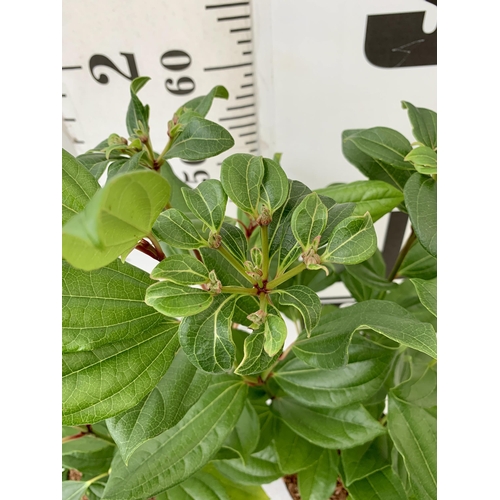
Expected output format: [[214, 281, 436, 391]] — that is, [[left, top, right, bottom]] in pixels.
[[238, 39, 252, 44], [73, 140, 86, 144], [218, 15, 250, 21], [245, 140, 258, 145], [219, 113, 255, 121], [242, 51, 252, 55], [239, 131, 257, 137], [236, 93, 254, 99], [230, 27, 251, 33], [206, 2, 249, 8], [62, 94, 67, 97], [249, 148, 258, 153], [244, 73, 253, 77], [64, 118, 76, 122], [204, 62, 252, 71], [227, 103, 255, 111], [240, 83, 253, 88], [62, 66, 82, 70], [228, 122, 255, 129]]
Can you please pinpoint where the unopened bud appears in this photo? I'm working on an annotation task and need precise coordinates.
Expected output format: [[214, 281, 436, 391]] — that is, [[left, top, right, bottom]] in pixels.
[[208, 231, 222, 249], [257, 206, 272, 226], [247, 309, 267, 325], [207, 270, 222, 294], [108, 133, 128, 146]]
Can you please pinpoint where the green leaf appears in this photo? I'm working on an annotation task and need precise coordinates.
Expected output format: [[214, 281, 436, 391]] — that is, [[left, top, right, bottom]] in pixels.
[[274, 334, 394, 409], [156, 470, 230, 500], [344, 127, 414, 170], [297, 449, 339, 500], [106, 350, 210, 463], [292, 300, 436, 369], [272, 285, 322, 337], [220, 154, 265, 216], [76, 152, 112, 180], [62, 321, 179, 425], [63, 171, 171, 270], [182, 179, 228, 232], [404, 173, 437, 258], [62, 149, 100, 225], [126, 76, 150, 136], [410, 278, 437, 317], [264, 312, 287, 357], [145, 282, 213, 317], [388, 393, 437, 500], [63, 481, 88, 500], [165, 116, 234, 161], [398, 241, 437, 280], [346, 466, 407, 500], [342, 129, 412, 192], [404, 146, 437, 175], [62, 436, 115, 476], [271, 398, 386, 449], [273, 418, 323, 474], [220, 222, 248, 263], [101, 377, 247, 500], [181, 85, 229, 118], [316, 180, 404, 222], [62, 259, 163, 352], [150, 254, 210, 285], [341, 434, 392, 486], [160, 162, 193, 213], [106, 151, 148, 180], [235, 326, 280, 376], [259, 157, 289, 214], [179, 294, 238, 373], [291, 192, 328, 250], [322, 213, 377, 265], [153, 209, 208, 249], [320, 197, 357, 242], [402, 101, 437, 150]]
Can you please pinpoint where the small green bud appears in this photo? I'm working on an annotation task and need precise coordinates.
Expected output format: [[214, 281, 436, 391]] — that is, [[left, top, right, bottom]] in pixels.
[[257, 206, 272, 226], [244, 260, 263, 280], [247, 309, 267, 325], [129, 138, 143, 151], [251, 247, 263, 268], [208, 231, 222, 249], [207, 270, 222, 294], [108, 133, 128, 146]]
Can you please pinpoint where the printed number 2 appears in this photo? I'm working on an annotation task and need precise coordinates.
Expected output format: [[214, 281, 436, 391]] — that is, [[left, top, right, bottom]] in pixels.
[[89, 53, 139, 84]]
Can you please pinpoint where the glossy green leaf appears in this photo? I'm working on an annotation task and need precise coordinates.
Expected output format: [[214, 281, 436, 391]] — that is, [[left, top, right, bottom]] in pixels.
[[63, 481, 89, 500], [160, 162, 193, 213], [154, 209, 208, 249], [341, 434, 392, 486], [264, 312, 287, 357], [323, 213, 377, 265], [410, 278, 437, 317], [63, 171, 171, 270], [62, 149, 100, 225], [156, 470, 230, 500], [291, 192, 328, 250], [342, 129, 412, 192], [293, 300, 436, 369], [404, 173, 437, 258], [106, 350, 210, 464], [62, 321, 179, 425], [179, 294, 238, 373], [402, 101, 437, 150], [259, 157, 289, 213], [272, 285, 321, 337], [220, 223, 248, 263], [182, 179, 227, 232], [235, 327, 279, 376], [165, 116, 234, 161], [274, 334, 393, 409], [62, 259, 163, 352], [150, 254, 210, 285], [220, 154, 264, 216], [272, 398, 386, 449], [344, 127, 414, 170], [398, 241, 437, 280], [405, 146, 437, 175], [62, 435, 115, 476], [145, 282, 213, 317], [316, 180, 404, 222], [320, 197, 357, 242], [181, 85, 229, 118], [346, 466, 407, 500], [101, 377, 247, 500], [126, 77, 150, 136], [297, 449, 339, 500], [76, 152, 112, 180], [106, 151, 148, 180]]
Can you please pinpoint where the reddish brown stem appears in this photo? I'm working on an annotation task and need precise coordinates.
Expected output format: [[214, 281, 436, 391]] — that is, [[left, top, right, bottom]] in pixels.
[[62, 432, 86, 444], [135, 239, 161, 261]]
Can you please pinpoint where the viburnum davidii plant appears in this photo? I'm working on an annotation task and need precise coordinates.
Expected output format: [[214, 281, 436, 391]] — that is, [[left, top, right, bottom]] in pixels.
[[62, 78, 437, 500]]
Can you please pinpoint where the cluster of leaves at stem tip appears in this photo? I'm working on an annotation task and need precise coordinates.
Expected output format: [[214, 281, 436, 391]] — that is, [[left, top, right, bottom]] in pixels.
[[62, 76, 437, 500]]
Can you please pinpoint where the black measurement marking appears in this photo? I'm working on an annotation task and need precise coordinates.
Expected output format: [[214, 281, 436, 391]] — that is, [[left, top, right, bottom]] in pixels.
[[73, 140, 85, 144], [236, 93, 254, 99], [218, 15, 250, 21], [206, 2, 249, 9], [230, 27, 251, 32], [204, 62, 252, 71], [242, 51, 252, 55], [245, 140, 258, 145], [62, 94, 67, 97], [62, 66, 82, 70], [63, 118, 76, 122], [249, 148, 258, 152], [244, 72, 253, 77], [227, 103, 255, 110], [228, 122, 255, 129], [239, 131, 257, 137], [238, 39, 252, 44], [241, 83, 253, 88], [219, 113, 255, 121]]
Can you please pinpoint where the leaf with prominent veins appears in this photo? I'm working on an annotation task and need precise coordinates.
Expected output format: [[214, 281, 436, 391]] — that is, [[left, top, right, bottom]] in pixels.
[[153, 209, 208, 249], [411, 278, 437, 317], [402, 101, 437, 150], [291, 192, 328, 251], [150, 254, 210, 285], [235, 326, 280, 376], [259, 157, 289, 214], [220, 222, 248, 263]]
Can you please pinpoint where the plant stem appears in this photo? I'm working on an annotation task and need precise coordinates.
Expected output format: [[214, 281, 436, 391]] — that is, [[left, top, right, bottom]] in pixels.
[[157, 138, 173, 162], [148, 232, 166, 261], [219, 245, 255, 285], [88, 471, 110, 485], [267, 262, 306, 289], [259, 292, 268, 311], [261, 225, 270, 281], [387, 228, 416, 282], [220, 286, 257, 296], [144, 138, 156, 167], [62, 432, 86, 444]]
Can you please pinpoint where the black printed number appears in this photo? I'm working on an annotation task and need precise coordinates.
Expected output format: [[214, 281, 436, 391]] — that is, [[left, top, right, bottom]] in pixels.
[[161, 50, 195, 96]]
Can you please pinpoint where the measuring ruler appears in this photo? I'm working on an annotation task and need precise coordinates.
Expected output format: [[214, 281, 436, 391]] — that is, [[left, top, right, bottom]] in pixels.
[[62, 0, 259, 185]]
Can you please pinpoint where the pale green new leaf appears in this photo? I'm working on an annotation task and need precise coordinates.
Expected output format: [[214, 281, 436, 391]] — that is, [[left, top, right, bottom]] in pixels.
[[62, 259, 163, 352], [106, 350, 210, 464], [264, 312, 287, 357], [272, 285, 322, 337], [220, 222, 248, 263], [292, 300, 436, 369], [63, 481, 89, 500], [182, 179, 227, 232], [402, 101, 437, 150], [106, 151, 148, 180], [165, 116, 234, 161], [260, 157, 289, 213], [345, 127, 414, 170], [126, 76, 150, 136], [153, 209, 208, 249], [62, 321, 179, 425], [272, 398, 386, 449], [323, 213, 377, 265], [101, 377, 247, 500], [410, 278, 437, 317], [220, 154, 264, 216], [62, 149, 100, 225], [178, 294, 238, 373], [404, 173, 437, 258], [297, 449, 339, 500], [63, 171, 171, 270], [405, 146, 437, 175], [235, 327, 280, 376], [346, 466, 407, 500], [145, 281, 213, 317], [316, 180, 404, 222], [150, 254, 210, 285], [291, 192, 328, 250]]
